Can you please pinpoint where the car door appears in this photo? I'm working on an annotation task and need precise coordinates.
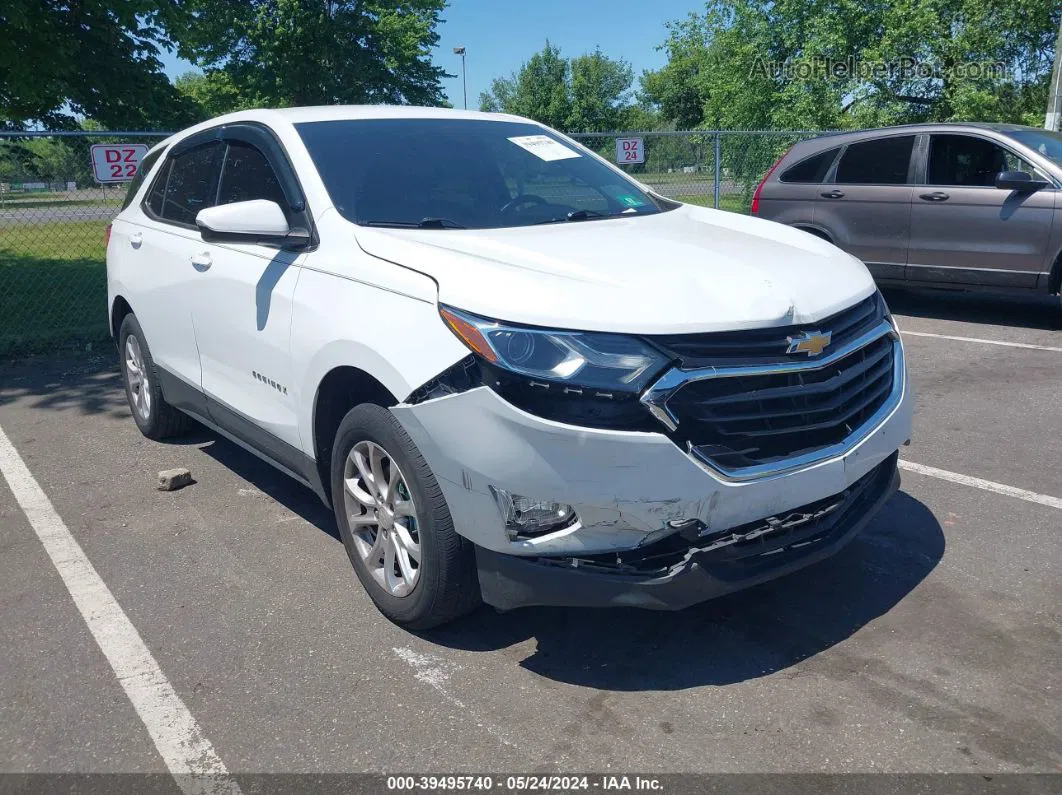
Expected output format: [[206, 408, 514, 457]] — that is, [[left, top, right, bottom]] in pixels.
[[191, 135, 308, 469], [814, 134, 916, 281], [126, 138, 225, 410], [907, 133, 1055, 288]]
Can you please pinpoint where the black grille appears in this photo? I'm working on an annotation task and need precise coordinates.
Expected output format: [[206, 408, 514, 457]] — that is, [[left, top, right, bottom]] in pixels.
[[648, 292, 884, 368], [668, 334, 896, 470]]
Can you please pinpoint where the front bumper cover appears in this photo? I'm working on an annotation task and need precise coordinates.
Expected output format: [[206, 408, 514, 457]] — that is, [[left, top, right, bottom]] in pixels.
[[476, 453, 899, 610], [391, 372, 911, 558]]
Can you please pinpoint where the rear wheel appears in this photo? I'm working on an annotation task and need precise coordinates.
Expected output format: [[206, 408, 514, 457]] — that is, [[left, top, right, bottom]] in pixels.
[[118, 314, 193, 440], [331, 404, 480, 628]]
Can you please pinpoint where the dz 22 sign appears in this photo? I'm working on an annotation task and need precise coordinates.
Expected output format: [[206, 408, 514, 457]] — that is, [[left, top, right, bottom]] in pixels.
[[615, 137, 645, 165], [90, 144, 149, 183]]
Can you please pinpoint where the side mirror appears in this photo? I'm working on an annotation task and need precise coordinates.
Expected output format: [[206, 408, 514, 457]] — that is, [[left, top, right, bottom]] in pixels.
[[195, 200, 309, 247], [995, 170, 1049, 192]]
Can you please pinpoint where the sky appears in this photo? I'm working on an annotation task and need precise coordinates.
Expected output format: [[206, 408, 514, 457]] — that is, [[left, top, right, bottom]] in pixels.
[[158, 0, 706, 107]]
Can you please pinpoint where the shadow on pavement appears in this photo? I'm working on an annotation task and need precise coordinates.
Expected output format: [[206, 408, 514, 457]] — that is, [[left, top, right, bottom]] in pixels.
[[423, 491, 943, 690], [196, 434, 339, 540], [883, 287, 1061, 331], [0, 353, 129, 417]]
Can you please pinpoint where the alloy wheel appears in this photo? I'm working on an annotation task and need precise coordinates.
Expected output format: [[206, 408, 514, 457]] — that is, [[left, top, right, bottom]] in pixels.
[[124, 335, 152, 420], [343, 440, 422, 597]]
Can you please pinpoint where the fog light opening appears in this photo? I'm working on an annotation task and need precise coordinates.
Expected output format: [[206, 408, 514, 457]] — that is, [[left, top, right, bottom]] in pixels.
[[489, 486, 577, 540]]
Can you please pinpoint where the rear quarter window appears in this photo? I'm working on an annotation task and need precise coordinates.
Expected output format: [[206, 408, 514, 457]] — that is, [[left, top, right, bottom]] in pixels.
[[121, 149, 163, 210], [780, 148, 839, 183]]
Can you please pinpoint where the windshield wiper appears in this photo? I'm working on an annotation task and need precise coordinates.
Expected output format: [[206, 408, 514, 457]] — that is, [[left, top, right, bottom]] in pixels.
[[532, 209, 612, 226], [362, 217, 467, 229]]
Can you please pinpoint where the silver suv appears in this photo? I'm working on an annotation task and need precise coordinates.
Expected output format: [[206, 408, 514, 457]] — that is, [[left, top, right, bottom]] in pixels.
[[753, 123, 1062, 297]]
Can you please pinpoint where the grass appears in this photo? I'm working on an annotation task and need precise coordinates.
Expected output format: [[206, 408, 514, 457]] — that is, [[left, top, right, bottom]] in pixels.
[[674, 194, 750, 213], [636, 171, 714, 184], [0, 197, 119, 211], [0, 220, 110, 353]]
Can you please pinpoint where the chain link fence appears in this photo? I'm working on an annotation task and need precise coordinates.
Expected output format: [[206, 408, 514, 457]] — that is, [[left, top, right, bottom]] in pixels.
[[0, 131, 167, 355], [569, 130, 823, 213], [0, 129, 823, 356]]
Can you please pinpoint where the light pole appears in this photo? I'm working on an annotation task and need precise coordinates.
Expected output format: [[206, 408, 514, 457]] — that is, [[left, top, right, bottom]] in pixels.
[[453, 46, 467, 109]]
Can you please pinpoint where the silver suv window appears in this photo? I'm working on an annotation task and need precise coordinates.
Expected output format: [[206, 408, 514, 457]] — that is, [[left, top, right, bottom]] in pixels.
[[780, 147, 840, 183], [835, 136, 915, 185], [927, 134, 1036, 187]]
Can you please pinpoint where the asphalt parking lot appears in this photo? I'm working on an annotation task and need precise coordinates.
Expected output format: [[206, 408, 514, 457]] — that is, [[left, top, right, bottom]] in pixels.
[[1, 288, 1060, 782]]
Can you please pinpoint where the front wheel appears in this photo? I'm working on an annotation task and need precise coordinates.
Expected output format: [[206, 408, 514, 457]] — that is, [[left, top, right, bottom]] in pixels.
[[118, 314, 193, 440], [331, 404, 480, 629]]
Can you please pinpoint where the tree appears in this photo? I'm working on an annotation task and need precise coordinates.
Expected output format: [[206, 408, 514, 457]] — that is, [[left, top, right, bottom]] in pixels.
[[642, 0, 1061, 131], [172, 0, 450, 109], [174, 72, 246, 120], [479, 42, 572, 130], [478, 42, 634, 133], [568, 48, 634, 132], [0, 0, 199, 129]]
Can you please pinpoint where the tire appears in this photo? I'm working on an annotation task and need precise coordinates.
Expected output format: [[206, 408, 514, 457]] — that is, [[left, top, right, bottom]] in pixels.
[[118, 313, 194, 440], [331, 404, 480, 629]]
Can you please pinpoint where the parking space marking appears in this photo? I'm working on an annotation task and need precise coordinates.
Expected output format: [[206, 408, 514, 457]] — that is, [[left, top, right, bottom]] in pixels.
[[899, 459, 1062, 510], [901, 330, 1062, 353], [0, 426, 240, 795], [392, 647, 520, 749]]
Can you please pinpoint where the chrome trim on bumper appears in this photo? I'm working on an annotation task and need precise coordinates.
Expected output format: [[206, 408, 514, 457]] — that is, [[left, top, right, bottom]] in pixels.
[[640, 320, 904, 482]]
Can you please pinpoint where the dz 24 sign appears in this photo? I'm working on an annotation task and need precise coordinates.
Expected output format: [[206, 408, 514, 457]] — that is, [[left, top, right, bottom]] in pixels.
[[615, 137, 645, 165], [90, 144, 149, 183]]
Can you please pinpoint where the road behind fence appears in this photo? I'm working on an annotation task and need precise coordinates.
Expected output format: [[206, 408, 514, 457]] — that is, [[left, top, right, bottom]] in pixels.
[[0, 129, 821, 355]]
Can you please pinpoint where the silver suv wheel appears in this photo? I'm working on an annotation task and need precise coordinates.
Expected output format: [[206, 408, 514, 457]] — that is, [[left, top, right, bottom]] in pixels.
[[343, 440, 422, 597]]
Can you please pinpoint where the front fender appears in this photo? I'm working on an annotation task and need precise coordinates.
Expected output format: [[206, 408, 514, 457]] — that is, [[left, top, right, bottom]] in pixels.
[[290, 265, 469, 458]]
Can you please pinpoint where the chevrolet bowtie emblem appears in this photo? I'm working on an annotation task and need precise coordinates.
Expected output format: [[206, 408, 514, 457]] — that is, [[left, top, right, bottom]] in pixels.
[[786, 330, 832, 356]]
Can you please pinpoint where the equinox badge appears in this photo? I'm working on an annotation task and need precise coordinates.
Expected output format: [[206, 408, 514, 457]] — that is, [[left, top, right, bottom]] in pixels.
[[786, 330, 832, 357]]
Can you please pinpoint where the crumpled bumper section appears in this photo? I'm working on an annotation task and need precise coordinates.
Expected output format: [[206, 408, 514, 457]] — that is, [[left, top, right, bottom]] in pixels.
[[391, 378, 910, 610]]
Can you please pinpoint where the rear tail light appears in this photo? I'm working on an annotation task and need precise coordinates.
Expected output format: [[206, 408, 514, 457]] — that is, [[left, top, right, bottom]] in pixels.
[[104, 223, 113, 248], [750, 149, 790, 215]]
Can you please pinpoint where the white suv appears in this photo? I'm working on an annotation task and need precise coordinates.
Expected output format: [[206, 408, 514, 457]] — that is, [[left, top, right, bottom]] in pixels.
[[107, 106, 912, 628]]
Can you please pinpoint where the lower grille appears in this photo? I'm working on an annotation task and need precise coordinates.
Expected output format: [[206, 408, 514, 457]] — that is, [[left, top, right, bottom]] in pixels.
[[668, 335, 897, 471], [544, 453, 897, 577]]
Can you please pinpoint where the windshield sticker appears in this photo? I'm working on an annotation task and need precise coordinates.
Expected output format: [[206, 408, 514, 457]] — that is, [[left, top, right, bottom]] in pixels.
[[508, 135, 581, 162], [617, 194, 647, 208]]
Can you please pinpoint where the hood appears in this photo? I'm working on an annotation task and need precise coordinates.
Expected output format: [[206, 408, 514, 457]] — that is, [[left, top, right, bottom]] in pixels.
[[352, 204, 877, 334]]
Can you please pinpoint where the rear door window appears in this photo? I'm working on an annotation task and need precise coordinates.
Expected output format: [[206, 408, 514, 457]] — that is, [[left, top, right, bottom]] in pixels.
[[121, 149, 163, 210], [216, 142, 286, 207], [147, 142, 224, 226], [780, 148, 839, 183], [835, 136, 915, 185]]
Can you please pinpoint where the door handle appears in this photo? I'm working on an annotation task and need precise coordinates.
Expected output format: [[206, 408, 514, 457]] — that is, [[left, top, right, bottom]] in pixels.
[[190, 252, 212, 271], [129, 232, 143, 247], [919, 192, 950, 202], [820, 190, 845, 199]]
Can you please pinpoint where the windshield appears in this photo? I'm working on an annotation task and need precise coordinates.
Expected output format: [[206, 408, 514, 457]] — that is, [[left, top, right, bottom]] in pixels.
[[1006, 129, 1062, 170], [295, 118, 668, 229]]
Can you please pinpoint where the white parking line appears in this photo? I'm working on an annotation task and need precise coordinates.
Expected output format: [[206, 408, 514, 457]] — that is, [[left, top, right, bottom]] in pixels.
[[901, 330, 1062, 353], [899, 459, 1062, 510], [0, 426, 240, 795]]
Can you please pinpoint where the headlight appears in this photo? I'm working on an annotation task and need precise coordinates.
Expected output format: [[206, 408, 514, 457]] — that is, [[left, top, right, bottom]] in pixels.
[[440, 306, 668, 392]]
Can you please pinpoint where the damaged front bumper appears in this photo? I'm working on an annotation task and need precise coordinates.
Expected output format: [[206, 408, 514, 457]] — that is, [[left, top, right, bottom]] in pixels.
[[476, 453, 899, 610], [391, 376, 911, 610]]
